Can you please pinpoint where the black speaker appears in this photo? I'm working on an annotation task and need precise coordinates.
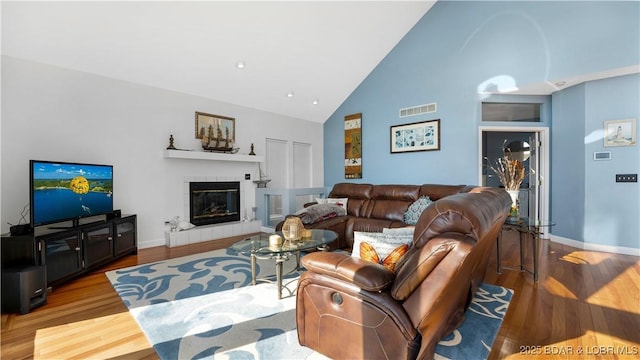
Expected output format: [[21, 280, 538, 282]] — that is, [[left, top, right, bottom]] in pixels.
[[1, 265, 47, 314], [106, 209, 121, 220], [9, 223, 32, 236]]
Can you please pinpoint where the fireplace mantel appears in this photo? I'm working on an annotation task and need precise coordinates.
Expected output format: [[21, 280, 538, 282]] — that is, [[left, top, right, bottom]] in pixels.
[[164, 149, 264, 163]]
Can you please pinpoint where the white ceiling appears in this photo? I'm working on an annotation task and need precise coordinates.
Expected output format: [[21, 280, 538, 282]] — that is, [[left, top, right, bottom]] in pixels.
[[1, 1, 436, 123], [4, 1, 637, 124]]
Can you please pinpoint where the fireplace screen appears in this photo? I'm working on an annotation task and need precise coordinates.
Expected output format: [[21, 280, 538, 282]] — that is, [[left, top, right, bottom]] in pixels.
[[189, 181, 240, 226]]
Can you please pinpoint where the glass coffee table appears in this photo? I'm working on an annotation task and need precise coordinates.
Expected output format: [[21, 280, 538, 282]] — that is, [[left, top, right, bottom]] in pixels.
[[230, 229, 338, 299]]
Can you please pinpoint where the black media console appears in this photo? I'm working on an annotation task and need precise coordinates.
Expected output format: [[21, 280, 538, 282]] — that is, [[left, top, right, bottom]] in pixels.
[[1, 214, 137, 314]]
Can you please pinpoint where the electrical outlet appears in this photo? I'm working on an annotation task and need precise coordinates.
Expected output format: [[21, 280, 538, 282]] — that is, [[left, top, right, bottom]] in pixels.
[[615, 174, 638, 182]]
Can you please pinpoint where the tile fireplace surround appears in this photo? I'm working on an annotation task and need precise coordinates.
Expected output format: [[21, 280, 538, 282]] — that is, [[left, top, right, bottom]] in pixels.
[[164, 220, 260, 247], [164, 175, 260, 247]]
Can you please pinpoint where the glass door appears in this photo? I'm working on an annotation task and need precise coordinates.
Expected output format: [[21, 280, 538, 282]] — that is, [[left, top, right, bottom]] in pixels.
[[114, 216, 137, 256], [42, 231, 83, 285], [82, 223, 114, 269]]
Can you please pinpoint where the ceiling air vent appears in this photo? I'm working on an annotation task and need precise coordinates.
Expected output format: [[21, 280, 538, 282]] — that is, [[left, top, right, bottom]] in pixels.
[[399, 102, 437, 118]]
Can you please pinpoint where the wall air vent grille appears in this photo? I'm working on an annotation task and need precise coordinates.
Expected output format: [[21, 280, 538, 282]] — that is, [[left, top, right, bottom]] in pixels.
[[399, 103, 437, 118]]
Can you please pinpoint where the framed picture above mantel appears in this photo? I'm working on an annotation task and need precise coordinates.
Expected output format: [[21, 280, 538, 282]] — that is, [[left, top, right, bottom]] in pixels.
[[195, 111, 236, 151], [390, 119, 440, 153]]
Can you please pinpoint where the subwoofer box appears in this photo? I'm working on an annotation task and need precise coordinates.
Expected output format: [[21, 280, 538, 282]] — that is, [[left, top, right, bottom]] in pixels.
[[1, 265, 47, 314]]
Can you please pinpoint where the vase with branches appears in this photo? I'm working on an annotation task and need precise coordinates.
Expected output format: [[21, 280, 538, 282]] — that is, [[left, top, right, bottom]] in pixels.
[[486, 141, 526, 218]]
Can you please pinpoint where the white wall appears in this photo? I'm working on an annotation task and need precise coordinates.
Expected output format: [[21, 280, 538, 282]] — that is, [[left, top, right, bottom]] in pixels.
[[1, 56, 324, 248]]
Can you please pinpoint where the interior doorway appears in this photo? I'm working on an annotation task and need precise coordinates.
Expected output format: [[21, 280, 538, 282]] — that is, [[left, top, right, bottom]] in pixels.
[[478, 126, 550, 237]]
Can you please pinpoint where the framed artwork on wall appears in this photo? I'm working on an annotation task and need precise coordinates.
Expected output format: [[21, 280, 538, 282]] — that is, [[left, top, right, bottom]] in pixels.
[[604, 118, 636, 147], [390, 119, 440, 153], [345, 113, 362, 179], [195, 111, 236, 150]]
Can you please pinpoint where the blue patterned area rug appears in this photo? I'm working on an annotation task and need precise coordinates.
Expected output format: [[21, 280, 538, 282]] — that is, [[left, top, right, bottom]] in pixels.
[[106, 248, 512, 360]]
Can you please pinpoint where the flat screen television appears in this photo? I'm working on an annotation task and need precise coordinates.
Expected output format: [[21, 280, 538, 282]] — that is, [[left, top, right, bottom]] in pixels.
[[30, 160, 113, 227]]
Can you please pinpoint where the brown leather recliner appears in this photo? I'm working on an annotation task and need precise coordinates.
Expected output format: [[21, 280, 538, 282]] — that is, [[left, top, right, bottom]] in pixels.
[[296, 186, 511, 360]]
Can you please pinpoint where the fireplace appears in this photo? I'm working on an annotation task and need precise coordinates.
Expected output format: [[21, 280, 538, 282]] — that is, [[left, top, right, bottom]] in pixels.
[[189, 181, 240, 226]]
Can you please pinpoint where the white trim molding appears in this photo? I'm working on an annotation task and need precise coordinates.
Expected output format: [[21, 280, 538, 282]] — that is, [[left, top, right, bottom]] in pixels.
[[550, 234, 640, 257]]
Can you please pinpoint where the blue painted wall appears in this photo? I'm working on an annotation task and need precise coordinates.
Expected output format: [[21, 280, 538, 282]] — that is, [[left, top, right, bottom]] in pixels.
[[324, 1, 639, 249], [551, 84, 586, 241], [583, 75, 639, 248], [552, 74, 640, 250]]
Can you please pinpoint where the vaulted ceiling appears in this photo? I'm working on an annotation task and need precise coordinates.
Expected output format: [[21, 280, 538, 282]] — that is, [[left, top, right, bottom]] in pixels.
[[2, 1, 436, 123]]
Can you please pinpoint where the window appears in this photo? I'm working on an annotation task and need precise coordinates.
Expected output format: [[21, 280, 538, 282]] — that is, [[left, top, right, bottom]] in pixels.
[[482, 102, 541, 122]]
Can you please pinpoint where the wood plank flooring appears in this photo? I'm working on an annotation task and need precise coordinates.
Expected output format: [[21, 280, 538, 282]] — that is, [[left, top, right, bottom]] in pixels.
[[2, 231, 639, 359], [485, 232, 640, 359]]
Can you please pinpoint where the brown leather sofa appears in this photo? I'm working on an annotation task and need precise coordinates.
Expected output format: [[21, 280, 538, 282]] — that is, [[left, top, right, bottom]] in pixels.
[[277, 183, 475, 251], [294, 184, 511, 360]]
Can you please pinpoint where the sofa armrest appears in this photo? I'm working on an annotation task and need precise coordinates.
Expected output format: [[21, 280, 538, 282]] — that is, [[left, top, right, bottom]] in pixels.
[[302, 252, 395, 292]]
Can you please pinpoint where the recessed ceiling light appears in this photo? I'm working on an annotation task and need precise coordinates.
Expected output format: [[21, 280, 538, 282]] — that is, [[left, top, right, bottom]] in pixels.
[[236, 61, 246, 69], [287, 91, 294, 98], [312, 99, 319, 105], [555, 81, 566, 87]]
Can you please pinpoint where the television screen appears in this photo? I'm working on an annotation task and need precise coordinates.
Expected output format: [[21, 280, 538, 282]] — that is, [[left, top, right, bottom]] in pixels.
[[30, 160, 113, 226]]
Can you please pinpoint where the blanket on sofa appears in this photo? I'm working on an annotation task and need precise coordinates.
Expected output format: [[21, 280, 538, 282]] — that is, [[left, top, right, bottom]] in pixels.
[[294, 203, 346, 224]]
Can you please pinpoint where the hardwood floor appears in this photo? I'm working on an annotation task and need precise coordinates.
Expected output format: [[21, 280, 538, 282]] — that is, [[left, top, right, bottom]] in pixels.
[[2, 231, 639, 359], [1, 235, 243, 360], [486, 232, 640, 359]]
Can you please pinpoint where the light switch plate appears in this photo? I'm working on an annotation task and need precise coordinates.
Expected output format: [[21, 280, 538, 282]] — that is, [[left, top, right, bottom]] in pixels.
[[616, 174, 638, 182]]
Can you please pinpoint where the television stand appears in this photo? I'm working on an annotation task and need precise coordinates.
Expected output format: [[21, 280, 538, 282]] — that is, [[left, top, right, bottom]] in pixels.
[[1, 214, 137, 293]]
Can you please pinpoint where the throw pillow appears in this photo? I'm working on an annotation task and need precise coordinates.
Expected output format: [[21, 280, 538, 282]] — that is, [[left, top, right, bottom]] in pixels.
[[382, 227, 415, 236], [360, 242, 409, 272], [404, 196, 432, 225], [381, 227, 414, 245], [316, 197, 348, 213], [351, 231, 413, 272]]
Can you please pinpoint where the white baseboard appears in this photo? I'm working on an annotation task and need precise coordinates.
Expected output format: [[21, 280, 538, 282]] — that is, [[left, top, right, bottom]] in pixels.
[[139, 221, 262, 249], [549, 234, 640, 257], [139, 237, 166, 249]]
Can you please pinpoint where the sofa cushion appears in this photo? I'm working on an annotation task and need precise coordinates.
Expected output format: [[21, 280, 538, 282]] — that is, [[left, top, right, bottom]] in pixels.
[[364, 185, 421, 222], [329, 183, 373, 199], [418, 184, 470, 200], [404, 196, 433, 225], [345, 218, 405, 248], [301, 252, 395, 292], [368, 200, 413, 222], [329, 183, 373, 216], [370, 184, 421, 201]]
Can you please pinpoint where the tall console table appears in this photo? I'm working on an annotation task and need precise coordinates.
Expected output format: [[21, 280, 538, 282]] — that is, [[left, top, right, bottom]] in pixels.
[[496, 217, 555, 281], [1, 214, 137, 314]]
